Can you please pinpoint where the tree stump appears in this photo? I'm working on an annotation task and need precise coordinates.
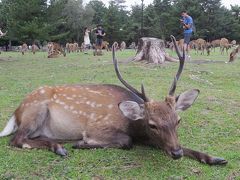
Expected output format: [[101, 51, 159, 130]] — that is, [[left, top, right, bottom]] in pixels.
[[133, 37, 178, 64]]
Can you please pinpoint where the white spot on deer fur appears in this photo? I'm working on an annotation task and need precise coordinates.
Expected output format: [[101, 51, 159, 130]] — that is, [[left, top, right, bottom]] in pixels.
[[69, 105, 74, 110], [96, 104, 102, 108], [73, 111, 78, 114], [64, 105, 69, 110], [78, 111, 82, 115], [66, 97, 73, 100], [59, 101, 65, 105], [75, 101, 80, 104], [78, 95, 82, 98], [63, 94, 67, 97], [108, 104, 113, 109], [90, 102, 96, 108], [22, 144, 32, 149], [72, 94, 77, 98], [40, 89, 45, 94], [55, 99, 60, 104], [90, 113, 95, 120], [103, 114, 111, 121], [53, 94, 57, 99], [86, 101, 90, 105], [88, 90, 103, 95]]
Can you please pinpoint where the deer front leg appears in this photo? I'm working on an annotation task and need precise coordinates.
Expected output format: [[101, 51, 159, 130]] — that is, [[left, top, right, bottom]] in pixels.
[[183, 147, 227, 165]]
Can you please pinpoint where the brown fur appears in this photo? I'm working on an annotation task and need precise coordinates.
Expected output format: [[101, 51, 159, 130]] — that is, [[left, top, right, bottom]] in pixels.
[[195, 38, 206, 55], [48, 42, 66, 58], [21, 43, 28, 55], [229, 45, 240, 62], [220, 38, 230, 55], [211, 39, 220, 52]]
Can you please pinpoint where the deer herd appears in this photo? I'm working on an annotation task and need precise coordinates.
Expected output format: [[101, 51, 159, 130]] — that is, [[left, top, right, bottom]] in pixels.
[[17, 36, 239, 62], [168, 37, 239, 62], [0, 36, 228, 166]]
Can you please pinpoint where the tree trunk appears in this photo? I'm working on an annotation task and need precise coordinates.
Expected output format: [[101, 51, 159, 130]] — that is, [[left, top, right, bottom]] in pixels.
[[133, 37, 178, 64]]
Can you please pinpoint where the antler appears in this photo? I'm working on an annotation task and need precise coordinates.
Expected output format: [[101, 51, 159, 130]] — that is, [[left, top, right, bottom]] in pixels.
[[168, 35, 185, 96], [112, 42, 149, 102]]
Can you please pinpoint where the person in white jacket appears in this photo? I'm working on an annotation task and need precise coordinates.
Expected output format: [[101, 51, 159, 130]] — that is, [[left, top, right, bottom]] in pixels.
[[83, 27, 93, 53]]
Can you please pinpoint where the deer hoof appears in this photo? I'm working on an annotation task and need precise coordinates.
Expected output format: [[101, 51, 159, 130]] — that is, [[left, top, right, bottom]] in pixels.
[[55, 147, 68, 156], [211, 157, 228, 165]]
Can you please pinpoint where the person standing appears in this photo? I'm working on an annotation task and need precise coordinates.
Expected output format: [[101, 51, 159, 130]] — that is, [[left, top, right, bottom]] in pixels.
[[180, 11, 193, 59], [0, 28, 7, 37], [94, 24, 106, 55], [83, 27, 91, 53]]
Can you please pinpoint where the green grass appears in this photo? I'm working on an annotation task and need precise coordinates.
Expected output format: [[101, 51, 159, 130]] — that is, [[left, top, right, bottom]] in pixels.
[[0, 49, 239, 179]]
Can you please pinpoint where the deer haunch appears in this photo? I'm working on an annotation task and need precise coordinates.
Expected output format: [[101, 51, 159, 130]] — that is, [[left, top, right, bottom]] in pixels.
[[21, 43, 28, 55], [211, 39, 220, 52], [195, 38, 206, 55], [220, 38, 231, 55], [0, 36, 227, 166], [32, 44, 39, 54]]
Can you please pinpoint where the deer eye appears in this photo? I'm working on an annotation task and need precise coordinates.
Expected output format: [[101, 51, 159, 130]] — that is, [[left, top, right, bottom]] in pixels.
[[149, 124, 158, 130]]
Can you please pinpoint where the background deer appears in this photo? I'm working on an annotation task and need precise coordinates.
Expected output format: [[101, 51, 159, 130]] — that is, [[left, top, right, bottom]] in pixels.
[[47, 42, 66, 58], [0, 36, 227, 165]]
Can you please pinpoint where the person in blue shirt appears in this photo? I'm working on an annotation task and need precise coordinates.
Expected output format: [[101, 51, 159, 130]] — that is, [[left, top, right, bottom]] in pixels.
[[180, 11, 193, 58]]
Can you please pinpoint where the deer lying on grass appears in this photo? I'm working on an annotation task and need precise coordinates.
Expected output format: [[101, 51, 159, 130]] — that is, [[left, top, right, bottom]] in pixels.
[[0, 36, 227, 165], [48, 42, 66, 58]]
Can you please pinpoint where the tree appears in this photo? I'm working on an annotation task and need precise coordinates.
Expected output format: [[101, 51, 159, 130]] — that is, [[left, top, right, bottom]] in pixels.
[[89, 0, 107, 25], [63, 0, 94, 43], [6, 0, 49, 43]]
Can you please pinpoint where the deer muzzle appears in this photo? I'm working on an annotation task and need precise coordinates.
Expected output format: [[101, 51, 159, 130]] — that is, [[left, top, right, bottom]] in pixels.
[[171, 148, 183, 160]]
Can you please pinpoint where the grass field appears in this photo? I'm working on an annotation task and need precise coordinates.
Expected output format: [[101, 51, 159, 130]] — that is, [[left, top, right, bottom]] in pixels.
[[0, 49, 239, 179]]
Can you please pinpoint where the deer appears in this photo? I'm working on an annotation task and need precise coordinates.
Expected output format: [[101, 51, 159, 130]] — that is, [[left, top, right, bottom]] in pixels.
[[47, 42, 66, 58], [120, 41, 126, 51], [228, 45, 239, 63], [0, 36, 227, 166]]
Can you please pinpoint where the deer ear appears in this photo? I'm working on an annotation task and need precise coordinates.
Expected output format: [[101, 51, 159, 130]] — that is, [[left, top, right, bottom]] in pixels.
[[119, 101, 145, 121], [175, 89, 200, 111]]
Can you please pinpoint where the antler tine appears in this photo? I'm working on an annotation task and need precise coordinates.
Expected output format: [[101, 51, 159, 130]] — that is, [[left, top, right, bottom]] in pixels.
[[112, 43, 149, 102], [169, 35, 185, 96], [141, 84, 149, 102]]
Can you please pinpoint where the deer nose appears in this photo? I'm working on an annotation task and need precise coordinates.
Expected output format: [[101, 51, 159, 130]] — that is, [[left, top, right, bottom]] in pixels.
[[171, 148, 183, 160]]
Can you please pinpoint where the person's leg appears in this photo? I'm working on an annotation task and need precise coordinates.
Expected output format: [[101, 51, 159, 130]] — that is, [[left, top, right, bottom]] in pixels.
[[99, 39, 103, 52], [184, 33, 192, 60]]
